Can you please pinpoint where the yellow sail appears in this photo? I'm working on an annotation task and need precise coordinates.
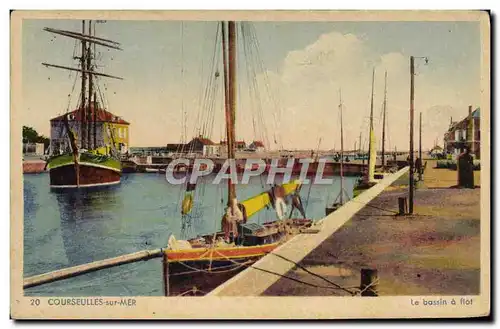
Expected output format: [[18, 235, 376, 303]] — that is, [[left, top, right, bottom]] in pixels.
[[241, 192, 271, 218], [282, 180, 302, 196], [240, 180, 302, 219], [181, 193, 194, 215], [368, 126, 377, 182]]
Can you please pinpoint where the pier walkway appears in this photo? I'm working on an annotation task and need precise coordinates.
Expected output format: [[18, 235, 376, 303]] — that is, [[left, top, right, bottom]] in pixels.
[[209, 167, 409, 296], [210, 162, 483, 297]]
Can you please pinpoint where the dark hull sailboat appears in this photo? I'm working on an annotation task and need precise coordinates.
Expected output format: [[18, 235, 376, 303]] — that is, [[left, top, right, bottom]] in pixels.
[[43, 20, 123, 189], [48, 153, 121, 188]]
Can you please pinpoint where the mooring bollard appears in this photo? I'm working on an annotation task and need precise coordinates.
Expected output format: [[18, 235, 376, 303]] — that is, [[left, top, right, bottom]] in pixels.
[[398, 197, 407, 215], [360, 268, 378, 296]]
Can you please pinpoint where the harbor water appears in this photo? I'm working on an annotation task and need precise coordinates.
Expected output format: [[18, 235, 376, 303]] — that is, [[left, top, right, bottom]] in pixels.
[[23, 172, 356, 296]]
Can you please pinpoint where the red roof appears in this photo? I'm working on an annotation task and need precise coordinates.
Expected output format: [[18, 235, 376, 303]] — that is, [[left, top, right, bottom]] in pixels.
[[219, 140, 246, 146], [251, 141, 265, 147], [189, 137, 214, 145], [50, 105, 129, 125]]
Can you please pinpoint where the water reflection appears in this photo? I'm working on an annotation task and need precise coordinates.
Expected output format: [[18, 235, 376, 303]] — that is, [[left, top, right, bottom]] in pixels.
[[55, 186, 122, 265]]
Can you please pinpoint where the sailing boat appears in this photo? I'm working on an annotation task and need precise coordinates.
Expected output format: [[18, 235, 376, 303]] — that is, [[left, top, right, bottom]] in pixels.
[[163, 21, 313, 297], [377, 71, 400, 174], [353, 68, 378, 198], [43, 21, 123, 189], [325, 89, 349, 215]]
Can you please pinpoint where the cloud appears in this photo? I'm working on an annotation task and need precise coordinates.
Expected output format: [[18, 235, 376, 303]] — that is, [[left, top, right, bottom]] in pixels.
[[248, 30, 478, 151]]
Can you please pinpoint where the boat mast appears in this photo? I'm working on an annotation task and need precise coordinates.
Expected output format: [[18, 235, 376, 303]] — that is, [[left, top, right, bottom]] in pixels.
[[339, 88, 344, 205], [87, 20, 93, 150], [80, 20, 87, 150], [228, 21, 237, 208], [368, 68, 375, 182], [93, 92, 98, 149], [42, 21, 123, 152], [93, 23, 98, 150], [381, 70, 387, 168], [359, 132, 362, 154], [222, 21, 237, 210]]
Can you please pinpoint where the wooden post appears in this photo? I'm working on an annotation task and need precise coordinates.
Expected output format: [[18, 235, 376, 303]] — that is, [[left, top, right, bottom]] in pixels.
[[162, 251, 170, 297], [409, 56, 415, 214], [360, 268, 378, 296], [419, 112, 423, 182], [398, 197, 407, 215], [339, 88, 344, 205]]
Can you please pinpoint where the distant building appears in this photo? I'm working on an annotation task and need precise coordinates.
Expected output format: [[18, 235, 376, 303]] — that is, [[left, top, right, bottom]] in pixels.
[[248, 140, 265, 152], [50, 106, 130, 155], [429, 145, 444, 158], [130, 146, 172, 156], [236, 141, 246, 150], [220, 140, 246, 151], [165, 143, 185, 153], [185, 136, 215, 155], [443, 105, 480, 159], [22, 143, 45, 156]]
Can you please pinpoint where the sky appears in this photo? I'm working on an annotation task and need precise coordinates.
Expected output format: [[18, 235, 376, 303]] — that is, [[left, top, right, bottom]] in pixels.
[[21, 19, 481, 151]]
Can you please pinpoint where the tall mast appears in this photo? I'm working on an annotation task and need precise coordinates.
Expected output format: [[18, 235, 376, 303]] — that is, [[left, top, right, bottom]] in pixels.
[[93, 92, 98, 149], [222, 21, 237, 209], [80, 20, 87, 149], [42, 20, 123, 150], [339, 89, 344, 204], [359, 132, 362, 154], [228, 21, 237, 207], [87, 20, 93, 150], [382, 70, 387, 168], [221, 21, 230, 147], [368, 68, 375, 182]]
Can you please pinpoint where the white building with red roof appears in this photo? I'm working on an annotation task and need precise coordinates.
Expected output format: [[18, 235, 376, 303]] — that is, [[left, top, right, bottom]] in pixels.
[[248, 140, 265, 152], [50, 105, 130, 154]]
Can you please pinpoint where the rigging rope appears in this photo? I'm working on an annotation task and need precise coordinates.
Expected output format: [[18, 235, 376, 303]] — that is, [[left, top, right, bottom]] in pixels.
[[267, 252, 356, 295], [244, 22, 283, 150], [304, 138, 322, 214], [219, 254, 356, 295]]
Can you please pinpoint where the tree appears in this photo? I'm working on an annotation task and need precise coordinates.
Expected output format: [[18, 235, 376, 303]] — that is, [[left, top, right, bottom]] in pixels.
[[22, 126, 38, 144], [22, 126, 50, 150]]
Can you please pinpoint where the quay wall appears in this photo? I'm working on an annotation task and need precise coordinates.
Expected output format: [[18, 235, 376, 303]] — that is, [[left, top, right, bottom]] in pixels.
[[208, 166, 410, 296]]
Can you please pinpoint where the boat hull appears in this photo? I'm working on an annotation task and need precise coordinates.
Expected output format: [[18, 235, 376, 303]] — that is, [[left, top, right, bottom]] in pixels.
[[164, 243, 279, 296], [47, 153, 121, 188]]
